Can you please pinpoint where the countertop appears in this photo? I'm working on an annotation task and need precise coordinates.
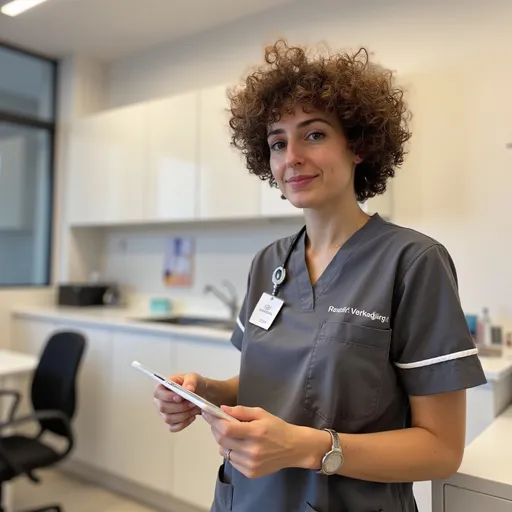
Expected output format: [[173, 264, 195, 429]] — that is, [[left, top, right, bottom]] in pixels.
[[11, 305, 233, 344], [0, 349, 38, 378], [11, 306, 512, 381], [457, 404, 512, 486]]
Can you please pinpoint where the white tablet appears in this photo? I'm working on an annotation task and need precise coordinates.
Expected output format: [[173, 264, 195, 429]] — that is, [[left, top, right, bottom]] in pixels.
[[131, 360, 239, 423]]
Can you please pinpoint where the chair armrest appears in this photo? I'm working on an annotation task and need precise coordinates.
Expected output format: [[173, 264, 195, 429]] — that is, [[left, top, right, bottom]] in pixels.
[[0, 410, 74, 459], [0, 389, 21, 423]]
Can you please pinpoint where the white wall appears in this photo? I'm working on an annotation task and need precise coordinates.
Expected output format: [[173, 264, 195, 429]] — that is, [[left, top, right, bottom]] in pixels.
[[100, 0, 512, 331]]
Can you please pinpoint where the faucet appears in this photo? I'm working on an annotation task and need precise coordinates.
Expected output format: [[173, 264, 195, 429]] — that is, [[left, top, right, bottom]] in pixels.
[[204, 280, 239, 321]]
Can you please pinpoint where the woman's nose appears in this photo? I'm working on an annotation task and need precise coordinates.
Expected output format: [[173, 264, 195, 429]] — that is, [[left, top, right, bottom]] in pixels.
[[285, 141, 305, 168]]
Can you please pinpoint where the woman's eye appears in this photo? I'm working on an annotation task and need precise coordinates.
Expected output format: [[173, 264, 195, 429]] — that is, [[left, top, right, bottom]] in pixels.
[[270, 140, 286, 151], [307, 131, 325, 141]]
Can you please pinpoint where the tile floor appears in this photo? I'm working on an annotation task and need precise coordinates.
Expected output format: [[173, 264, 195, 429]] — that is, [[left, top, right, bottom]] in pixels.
[[12, 469, 160, 512]]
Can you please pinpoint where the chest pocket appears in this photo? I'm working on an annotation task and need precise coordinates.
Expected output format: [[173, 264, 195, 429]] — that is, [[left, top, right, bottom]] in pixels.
[[303, 321, 391, 424]]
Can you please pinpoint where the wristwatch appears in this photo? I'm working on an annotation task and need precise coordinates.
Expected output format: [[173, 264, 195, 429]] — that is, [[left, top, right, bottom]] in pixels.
[[318, 429, 344, 475]]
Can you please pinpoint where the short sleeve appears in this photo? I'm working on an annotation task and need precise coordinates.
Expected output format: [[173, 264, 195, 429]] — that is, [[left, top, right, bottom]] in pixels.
[[391, 244, 487, 396]]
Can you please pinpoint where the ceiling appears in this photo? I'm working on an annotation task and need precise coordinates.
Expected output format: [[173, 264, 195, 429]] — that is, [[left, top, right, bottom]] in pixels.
[[0, 0, 295, 61]]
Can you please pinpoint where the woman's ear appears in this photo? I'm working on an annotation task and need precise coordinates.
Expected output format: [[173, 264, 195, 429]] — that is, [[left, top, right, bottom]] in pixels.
[[354, 154, 363, 165]]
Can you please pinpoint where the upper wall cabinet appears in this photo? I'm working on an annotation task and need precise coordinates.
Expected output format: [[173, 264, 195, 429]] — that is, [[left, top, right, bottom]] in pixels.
[[197, 85, 260, 220], [145, 92, 198, 221], [260, 181, 302, 218], [66, 83, 395, 227], [67, 103, 147, 226]]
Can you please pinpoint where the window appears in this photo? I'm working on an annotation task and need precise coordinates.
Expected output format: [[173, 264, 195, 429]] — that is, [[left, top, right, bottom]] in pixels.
[[0, 43, 56, 286]]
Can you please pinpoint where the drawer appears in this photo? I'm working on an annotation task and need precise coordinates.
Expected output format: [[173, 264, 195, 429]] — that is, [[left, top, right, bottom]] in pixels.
[[445, 485, 512, 512]]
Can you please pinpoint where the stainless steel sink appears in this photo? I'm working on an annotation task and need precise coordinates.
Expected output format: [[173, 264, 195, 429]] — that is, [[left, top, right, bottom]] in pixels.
[[134, 315, 236, 331]]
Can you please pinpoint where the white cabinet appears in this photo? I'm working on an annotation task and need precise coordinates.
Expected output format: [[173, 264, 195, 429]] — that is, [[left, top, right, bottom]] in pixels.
[[11, 316, 56, 357], [67, 113, 106, 225], [106, 330, 173, 495], [444, 486, 512, 512], [67, 103, 147, 226], [260, 181, 302, 218], [171, 338, 241, 510], [66, 326, 115, 470], [145, 92, 198, 221], [198, 85, 260, 220]]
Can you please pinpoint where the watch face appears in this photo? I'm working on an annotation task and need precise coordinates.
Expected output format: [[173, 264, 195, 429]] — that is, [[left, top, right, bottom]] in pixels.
[[324, 452, 343, 474]]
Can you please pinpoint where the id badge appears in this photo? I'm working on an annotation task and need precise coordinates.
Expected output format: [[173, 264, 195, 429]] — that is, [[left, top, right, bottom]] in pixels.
[[249, 293, 284, 330]]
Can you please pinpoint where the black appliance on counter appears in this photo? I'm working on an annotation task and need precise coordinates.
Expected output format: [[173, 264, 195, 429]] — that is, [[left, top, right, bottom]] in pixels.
[[57, 283, 120, 307]]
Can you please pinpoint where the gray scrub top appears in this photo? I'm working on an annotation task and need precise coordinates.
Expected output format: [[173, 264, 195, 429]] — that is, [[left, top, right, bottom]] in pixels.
[[211, 213, 486, 512]]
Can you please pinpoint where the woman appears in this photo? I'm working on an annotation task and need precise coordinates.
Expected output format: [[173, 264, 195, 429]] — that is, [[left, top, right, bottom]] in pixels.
[[154, 40, 486, 512]]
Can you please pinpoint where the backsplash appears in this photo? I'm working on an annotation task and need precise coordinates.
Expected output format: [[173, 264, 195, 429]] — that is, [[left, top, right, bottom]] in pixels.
[[99, 218, 303, 316]]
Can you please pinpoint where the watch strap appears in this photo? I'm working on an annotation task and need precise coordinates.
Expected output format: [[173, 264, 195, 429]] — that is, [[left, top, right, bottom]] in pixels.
[[325, 428, 340, 450]]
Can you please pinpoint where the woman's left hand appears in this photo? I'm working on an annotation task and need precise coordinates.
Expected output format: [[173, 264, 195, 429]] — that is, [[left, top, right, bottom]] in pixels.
[[202, 405, 301, 479]]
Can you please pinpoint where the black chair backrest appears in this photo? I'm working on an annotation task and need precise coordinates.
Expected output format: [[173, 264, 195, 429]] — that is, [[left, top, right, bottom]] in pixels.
[[30, 331, 86, 437]]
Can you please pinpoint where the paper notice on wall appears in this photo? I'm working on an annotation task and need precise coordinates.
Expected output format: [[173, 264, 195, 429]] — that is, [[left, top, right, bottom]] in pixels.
[[163, 236, 194, 287]]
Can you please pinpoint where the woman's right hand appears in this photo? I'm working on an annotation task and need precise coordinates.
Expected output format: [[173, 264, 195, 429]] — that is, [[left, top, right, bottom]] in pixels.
[[154, 373, 206, 432]]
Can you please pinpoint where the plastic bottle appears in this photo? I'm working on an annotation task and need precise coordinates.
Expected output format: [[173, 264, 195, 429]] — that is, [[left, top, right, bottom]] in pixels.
[[478, 307, 492, 346]]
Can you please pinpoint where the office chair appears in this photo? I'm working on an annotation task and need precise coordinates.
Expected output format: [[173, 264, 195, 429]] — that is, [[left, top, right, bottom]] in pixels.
[[0, 330, 86, 512]]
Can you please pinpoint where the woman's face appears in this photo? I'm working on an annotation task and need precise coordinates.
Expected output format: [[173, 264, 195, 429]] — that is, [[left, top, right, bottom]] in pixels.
[[267, 105, 361, 210]]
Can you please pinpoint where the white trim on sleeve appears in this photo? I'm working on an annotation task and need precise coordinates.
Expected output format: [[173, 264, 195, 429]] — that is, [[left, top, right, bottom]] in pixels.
[[394, 348, 478, 370], [236, 316, 245, 333]]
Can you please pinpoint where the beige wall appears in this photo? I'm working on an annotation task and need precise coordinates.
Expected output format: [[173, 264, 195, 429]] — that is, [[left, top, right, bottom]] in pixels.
[[101, 0, 512, 329]]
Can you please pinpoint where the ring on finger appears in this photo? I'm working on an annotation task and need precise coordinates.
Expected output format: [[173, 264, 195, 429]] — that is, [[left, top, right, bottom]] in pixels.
[[225, 448, 232, 462]]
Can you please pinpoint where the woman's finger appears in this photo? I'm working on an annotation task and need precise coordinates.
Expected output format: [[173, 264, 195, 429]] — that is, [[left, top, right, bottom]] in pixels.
[[168, 415, 196, 432], [219, 447, 252, 476], [154, 384, 180, 402], [162, 410, 195, 425], [213, 433, 248, 453], [156, 398, 197, 415]]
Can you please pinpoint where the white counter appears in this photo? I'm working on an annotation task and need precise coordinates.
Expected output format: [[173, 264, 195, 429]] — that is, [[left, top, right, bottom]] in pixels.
[[12, 305, 512, 378], [458, 405, 512, 487], [479, 354, 512, 381], [432, 404, 512, 511], [11, 305, 232, 343]]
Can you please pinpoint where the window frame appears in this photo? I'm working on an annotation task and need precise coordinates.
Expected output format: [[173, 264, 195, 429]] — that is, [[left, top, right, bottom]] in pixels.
[[0, 40, 58, 288]]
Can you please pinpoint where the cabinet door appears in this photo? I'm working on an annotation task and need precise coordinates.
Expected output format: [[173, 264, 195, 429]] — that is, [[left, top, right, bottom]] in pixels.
[[171, 338, 241, 509], [102, 104, 147, 224], [62, 325, 114, 470], [146, 92, 198, 221], [260, 181, 302, 218], [67, 113, 109, 226], [198, 85, 260, 219], [107, 330, 173, 494], [11, 317, 56, 357], [445, 485, 512, 511], [67, 104, 147, 226]]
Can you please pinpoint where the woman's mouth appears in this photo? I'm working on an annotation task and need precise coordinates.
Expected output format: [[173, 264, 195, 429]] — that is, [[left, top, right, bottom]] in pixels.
[[286, 174, 318, 189]]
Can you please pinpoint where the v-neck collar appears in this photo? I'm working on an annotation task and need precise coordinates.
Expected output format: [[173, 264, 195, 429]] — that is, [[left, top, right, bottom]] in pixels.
[[293, 213, 383, 311]]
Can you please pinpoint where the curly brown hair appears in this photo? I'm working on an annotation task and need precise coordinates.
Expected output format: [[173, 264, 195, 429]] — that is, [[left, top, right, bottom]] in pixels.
[[228, 40, 412, 202]]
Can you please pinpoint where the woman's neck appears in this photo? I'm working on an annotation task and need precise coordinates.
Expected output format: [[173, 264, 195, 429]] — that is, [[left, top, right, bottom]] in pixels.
[[303, 200, 370, 254]]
